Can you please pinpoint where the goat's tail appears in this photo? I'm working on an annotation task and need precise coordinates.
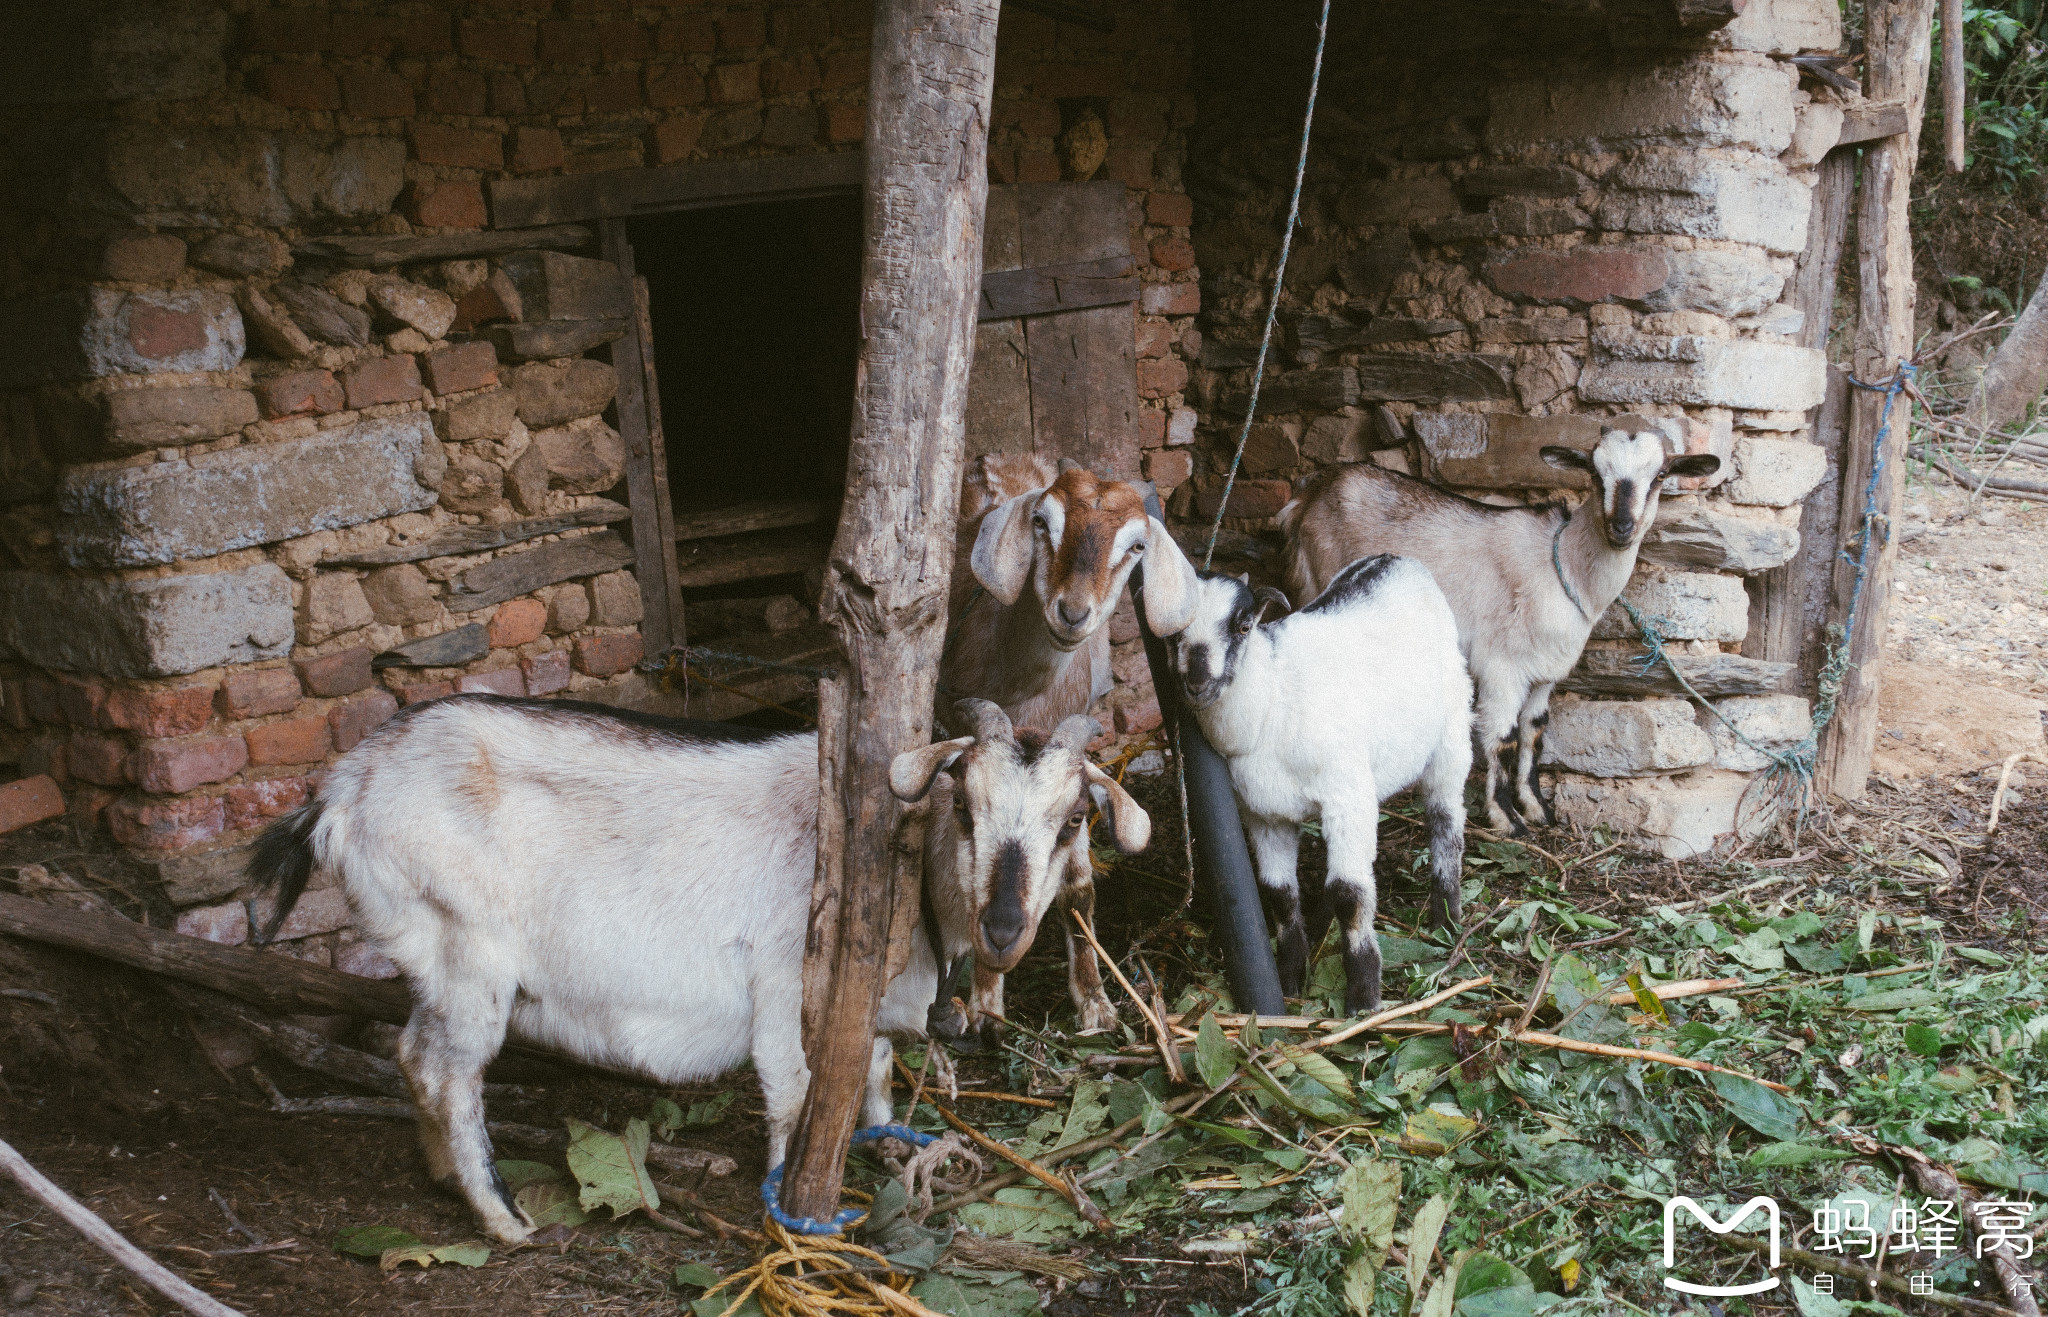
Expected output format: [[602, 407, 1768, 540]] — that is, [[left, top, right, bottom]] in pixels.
[[245, 799, 324, 945]]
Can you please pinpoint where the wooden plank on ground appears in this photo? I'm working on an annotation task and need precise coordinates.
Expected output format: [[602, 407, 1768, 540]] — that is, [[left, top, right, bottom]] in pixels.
[[489, 153, 864, 228], [447, 530, 635, 610]]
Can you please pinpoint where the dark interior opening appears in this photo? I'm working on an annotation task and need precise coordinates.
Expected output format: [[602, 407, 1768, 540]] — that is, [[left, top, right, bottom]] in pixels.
[[629, 194, 862, 519]]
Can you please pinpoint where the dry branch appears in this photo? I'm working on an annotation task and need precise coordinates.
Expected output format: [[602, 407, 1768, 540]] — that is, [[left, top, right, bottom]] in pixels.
[[1987, 752, 2046, 835], [1600, 977, 1744, 1005], [1711, 1235, 2017, 1316], [0, 1137, 246, 1317], [1510, 1030, 1793, 1092], [1070, 909, 1183, 1083], [1305, 976, 1496, 1051], [893, 1057, 1107, 1230]]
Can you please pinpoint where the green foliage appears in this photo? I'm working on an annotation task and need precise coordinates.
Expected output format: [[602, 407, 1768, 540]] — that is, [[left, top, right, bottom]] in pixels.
[[1931, 1, 2048, 197]]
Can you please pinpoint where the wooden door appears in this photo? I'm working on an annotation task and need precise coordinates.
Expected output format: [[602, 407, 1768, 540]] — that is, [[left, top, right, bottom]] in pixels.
[[966, 182, 1141, 477]]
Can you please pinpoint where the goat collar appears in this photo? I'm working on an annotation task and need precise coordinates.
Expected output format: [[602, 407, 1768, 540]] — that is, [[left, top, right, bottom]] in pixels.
[[1551, 511, 1591, 622]]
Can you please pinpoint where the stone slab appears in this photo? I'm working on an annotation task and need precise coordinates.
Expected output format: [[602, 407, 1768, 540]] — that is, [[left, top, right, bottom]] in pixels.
[[1707, 693, 1814, 771], [372, 622, 489, 669], [102, 385, 258, 451], [1639, 501, 1800, 574], [1593, 571, 1751, 643], [1559, 650, 1792, 699], [1543, 697, 1715, 776], [0, 563, 295, 678], [102, 125, 407, 228], [1724, 435, 1827, 506], [56, 414, 441, 568], [1552, 768, 1767, 860], [1639, 249, 1787, 318], [1488, 60, 1797, 155], [495, 251, 631, 322], [1596, 153, 1812, 256], [1580, 334, 1825, 411]]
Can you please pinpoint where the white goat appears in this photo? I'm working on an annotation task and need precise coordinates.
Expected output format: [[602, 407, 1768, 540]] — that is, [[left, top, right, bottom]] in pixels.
[[1280, 428, 1720, 835], [247, 694, 1149, 1245], [1144, 541, 1473, 1013], [938, 453, 1182, 1037]]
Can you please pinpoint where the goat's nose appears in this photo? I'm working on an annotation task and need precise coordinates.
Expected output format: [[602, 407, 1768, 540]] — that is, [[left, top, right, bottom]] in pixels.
[[1056, 599, 1088, 629], [981, 904, 1026, 958]]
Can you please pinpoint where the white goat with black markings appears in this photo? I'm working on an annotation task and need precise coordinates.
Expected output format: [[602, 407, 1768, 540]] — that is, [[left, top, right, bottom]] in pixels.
[[1280, 427, 1720, 835], [247, 694, 1149, 1246], [1143, 538, 1473, 1013]]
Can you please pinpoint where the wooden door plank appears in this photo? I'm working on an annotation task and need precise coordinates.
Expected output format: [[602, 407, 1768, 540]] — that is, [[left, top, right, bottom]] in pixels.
[[978, 255, 1137, 319], [632, 273, 686, 648], [1014, 182, 1139, 477], [491, 153, 864, 228], [598, 220, 683, 655], [965, 184, 1032, 462]]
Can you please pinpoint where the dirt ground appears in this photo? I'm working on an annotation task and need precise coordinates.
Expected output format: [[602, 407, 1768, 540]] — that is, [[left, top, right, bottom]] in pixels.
[[4, 465, 2047, 1317]]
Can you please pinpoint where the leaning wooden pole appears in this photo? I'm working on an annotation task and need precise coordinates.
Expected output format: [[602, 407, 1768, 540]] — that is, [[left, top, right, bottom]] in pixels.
[[1816, 0, 1937, 799], [783, 0, 1000, 1222]]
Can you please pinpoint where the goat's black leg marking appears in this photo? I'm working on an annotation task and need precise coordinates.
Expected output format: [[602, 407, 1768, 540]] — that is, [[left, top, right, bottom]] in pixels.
[[1426, 799, 1465, 931], [1327, 883, 1382, 1015], [488, 1156, 519, 1217], [1298, 864, 1335, 979], [1523, 714, 1556, 826], [1246, 820, 1306, 997], [1492, 740, 1528, 836], [1269, 883, 1308, 997]]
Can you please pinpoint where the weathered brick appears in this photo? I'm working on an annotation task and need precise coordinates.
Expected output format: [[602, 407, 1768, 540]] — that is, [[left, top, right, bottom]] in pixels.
[[246, 715, 333, 766], [1115, 697, 1161, 735], [219, 668, 303, 720], [658, 14, 716, 51], [574, 632, 644, 677], [1104, 146, 1154, 189], [127, 303, 211, 362], [70, 732, 132, 786], [249, 8, 329, 53], [600, 19, 653, 59], [108, 794, 225, 850], [342, 68, 415, 117], [57, 679, 111, 729], [521, 648, 572, 694], [328, 689, 399, 752], [709, 61, 761, 102], [583, 70, 643, 113], [252, 886, 350, 941], [718, 10, 766, 47], [1135, 407, 1166, 448], [133, 735, 249, 795], [1543, 698, 1714, 777], [1194, 479, 1291, 520], [295, 648, 374, 698], [511, 125, 566, 171], [413, 124, 504, 170], [538, 19, 601, 63], [460, 18, 537, 62], [22, 676, 61, 726], [391, 11, 453, 53], [0, 776, 67, 835], [341, 354, 423, 409], [397, 680, 453, 706], [1140, 282, 1198, 316], [256, 370, 345, 419], [1486, 248, 1672, 304], [426, 67, 489, 115], [1148, 235, 1196, 272], [488, 597, 548, 647], [1142, 448, 1193, 492], [1145, 192, 1193, 227], [254, 63, 341, 110], [455, 668, 526, 696], [102, 233, 187, 283], [1135, 357, 1188, 399], [420, 341, 499, 396], [102, 386, 258, 451], [1135, 319, 1171, 359], [764, 55, 820, 96], [224, 774, 312, 833], [652, 115, 708, 162], [491, 72, 527, 113], [406, 180, 488, 230]]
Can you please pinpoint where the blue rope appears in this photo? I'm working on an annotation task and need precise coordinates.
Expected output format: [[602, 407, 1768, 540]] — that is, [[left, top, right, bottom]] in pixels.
[[1202, 0, 1330, 571], [759, 1124, 937, 1236]]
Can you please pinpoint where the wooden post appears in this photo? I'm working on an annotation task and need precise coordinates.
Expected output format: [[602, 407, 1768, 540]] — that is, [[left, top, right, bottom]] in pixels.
[[1747, 148, 1855, 688], [1816, 0, 1937, 800], [1941, 0, 1966, 173], [598, 220, 686, 654], [782, 0, 1000, 1222]]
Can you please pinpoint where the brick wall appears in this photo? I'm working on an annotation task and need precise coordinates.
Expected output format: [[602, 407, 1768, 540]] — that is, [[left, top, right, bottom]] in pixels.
[[1180, 0, 1842, 858], [0, 0, 1195, 959]]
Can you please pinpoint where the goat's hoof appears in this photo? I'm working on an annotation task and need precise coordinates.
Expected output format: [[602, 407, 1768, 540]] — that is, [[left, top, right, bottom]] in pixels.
[[927, 1002, 972, 1042], [1076, 996, 1117, 1033], [975, 1020, 1007, 1051], [481, 1215, 536, 1247]]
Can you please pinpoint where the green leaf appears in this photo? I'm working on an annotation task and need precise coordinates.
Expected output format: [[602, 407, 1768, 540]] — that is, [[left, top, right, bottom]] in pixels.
[[334, 1224, 421, 1257], [1336, 1159, 1400, 1255], [1771, 912, 1824, 941], [1188, 1119, 1263, 1148], [566, 1117, 660, 1219], [674, 1263, 720, 1289], [1727, 929, 1786, 971], [1787, 940, 1846, 973], [693, 1292, 766, 1317], [909, 1275, 1046, 1317], [1749, 1141, 1854, 1167], [647, 1098, 685, 1140], [515, 1178, 591, 1228], [1286, 1046, 1355, 1101], [1263, 1147, 1309, 1172], [1846, 988, 1938, 1012], [685, 1092, 735, 1129], [1954, 946, 2008, 966], [1455, 1253, 1528, 1299], [1904, 1023, 1944, 1056], [1380, 935, 1439, 968], [495, 1160, 560, 1193], [1857, 910, 1878, 955], [1709, 1072, 1803, 1142], [1417, 1251, 1465, 1317], [380, 1241, 490, 1270], [1403, 1106, 1479, 1154], [1059, 1078, 1111, 1148], [1344, 1254, 1379, 1317], [1792, 1275, 1849, 1317], [1195, 1015, 1236, 1090], [955, 1187, 1085, 1244], [1406, 1193, 1454, 1317]]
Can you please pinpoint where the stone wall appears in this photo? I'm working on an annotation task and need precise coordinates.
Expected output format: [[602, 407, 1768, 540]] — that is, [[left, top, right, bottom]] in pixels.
[[1181, 0, 1843, 858], [0, 0, 1197, 961]]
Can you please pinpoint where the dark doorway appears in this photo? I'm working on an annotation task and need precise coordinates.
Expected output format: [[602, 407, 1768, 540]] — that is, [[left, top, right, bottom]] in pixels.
[[629, 195, 861, 520]]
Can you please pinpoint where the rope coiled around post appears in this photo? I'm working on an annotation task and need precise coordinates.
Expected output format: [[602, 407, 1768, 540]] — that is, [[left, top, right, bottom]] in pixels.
[[759, 1125, 937, 1236]]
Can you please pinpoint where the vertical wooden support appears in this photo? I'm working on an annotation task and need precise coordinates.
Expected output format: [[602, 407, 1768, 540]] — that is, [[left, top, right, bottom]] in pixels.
[[1816, 0, 1938, 800], [1747, 149, 1855, 686], [1942, 0, 1966, 173], [783, 0, 1000, 1221], [598, 219, 686, 654]]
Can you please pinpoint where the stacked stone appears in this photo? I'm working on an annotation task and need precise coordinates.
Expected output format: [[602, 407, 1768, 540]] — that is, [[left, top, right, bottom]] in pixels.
[[1180, 0, 1843, 856]]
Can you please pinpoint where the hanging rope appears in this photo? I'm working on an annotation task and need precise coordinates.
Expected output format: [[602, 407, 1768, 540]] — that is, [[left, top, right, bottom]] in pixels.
[[1200, 0, 1331, 572], [1618, 364, 1916, 838]]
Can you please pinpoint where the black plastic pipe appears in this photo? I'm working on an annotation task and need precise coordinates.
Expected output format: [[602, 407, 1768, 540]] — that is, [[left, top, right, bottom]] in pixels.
[[1132, 493, 1286, 1017]]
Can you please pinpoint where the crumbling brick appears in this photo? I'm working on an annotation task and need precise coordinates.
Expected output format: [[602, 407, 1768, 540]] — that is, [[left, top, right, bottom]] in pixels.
[[341, 354, 423, 409], [133, 735, 249, 795], [343, 68, 415, 118], [102, 234, 187, 283], [69, 732, 131, 787], [426, 67, 489, 115], [413, 124, 504, 170], [510, 126, 567, 171], [329, 689, 399, 751], [460, 19, 538, 63], [105, 685, 215, 738], [406, 180, 489, 230], [256, 370, 345, 419], [658, 14, 716, 52], [1145, 191, 1193, 227], [718, 10, 767, 47], [225, 776, 311, 833], [522, 649, 572, 695], [421, 341, 499, 396], [488, 598, 548, 648], [294, 648, 374, 698], [246, 715, 333, 766], [454, 669, 526, 696], [254, 64, 340, 110], [574, 632, 644, 677], [538, 19, 602, 63], [108, 795, 225, 851], [218, 668, 302, 720], [0, 777, 66, 836]]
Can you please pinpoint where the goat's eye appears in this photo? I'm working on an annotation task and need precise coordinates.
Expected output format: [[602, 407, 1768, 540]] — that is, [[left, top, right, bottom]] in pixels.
[[1236, 617, 1254, 635], [1031, 514, 1048, 532], [1128, 541, 1144, 555]]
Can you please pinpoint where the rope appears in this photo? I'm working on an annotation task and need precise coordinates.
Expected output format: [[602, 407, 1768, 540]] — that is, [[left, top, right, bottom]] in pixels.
[[696, 1212, 942, 1317], [1615, 364, 1916, 839], [1201, 0, 1330, 571], [1550, 512, 1590, 621], [759, 1125, 937, 1236]]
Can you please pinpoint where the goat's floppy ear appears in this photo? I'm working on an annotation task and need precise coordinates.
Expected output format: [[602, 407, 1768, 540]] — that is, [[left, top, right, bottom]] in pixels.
[[1085, 762, 1152, 854], [1251, 586, 1291, 625], [1540, 445, 1595, 474], [890, 736, 976, 802], [969, 489, 1044, 606], [1139, 516, 1199, 637], [1660, 453, 1721, 479]]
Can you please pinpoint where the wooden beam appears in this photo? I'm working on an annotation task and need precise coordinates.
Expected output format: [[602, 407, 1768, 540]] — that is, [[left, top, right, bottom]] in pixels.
[[489, 153, 864, 229], [674, 539, 825, 588], [1559, 651, 1793, 700], [673, 499, 830, 541], [1837, 98, 1910, 146], [1817, 0, 1938, 800], [322, 501, 628, 567], [1747, 148, 1854, 690], [782, 0, 999, 1223], [978, 254, 1137, 320], [597, 223, 685, 655], [291, 224, 592, 268], [444, 529, 636, 610], [1941, 0, 1966, 172]]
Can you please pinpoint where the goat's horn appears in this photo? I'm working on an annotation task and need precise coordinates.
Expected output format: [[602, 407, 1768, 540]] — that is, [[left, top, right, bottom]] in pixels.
[[953, 698, 1014, 744], [1045, 714, 1101, 756], [1056, 457, 1083, 474]]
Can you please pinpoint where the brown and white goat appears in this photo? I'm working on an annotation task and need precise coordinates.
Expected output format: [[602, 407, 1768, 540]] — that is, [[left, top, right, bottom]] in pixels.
[[247, 694, 1148, 1245], [937, 453, 1189, 1037], [1279, 428, 1720, 834]]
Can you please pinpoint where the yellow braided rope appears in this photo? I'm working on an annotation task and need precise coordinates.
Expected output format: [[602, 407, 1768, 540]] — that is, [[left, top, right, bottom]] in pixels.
[[697, 1194, 947, 1317]]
